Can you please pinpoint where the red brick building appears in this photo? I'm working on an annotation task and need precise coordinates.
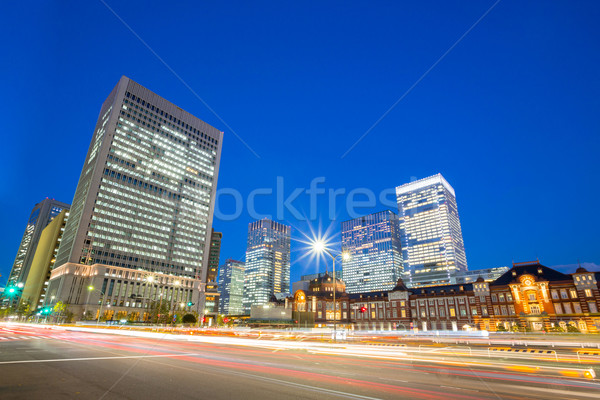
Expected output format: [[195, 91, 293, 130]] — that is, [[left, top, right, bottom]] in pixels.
[[289, 261, 600, 333]]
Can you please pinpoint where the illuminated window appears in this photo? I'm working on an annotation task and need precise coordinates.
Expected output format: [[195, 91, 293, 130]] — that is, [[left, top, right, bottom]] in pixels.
[[554, 303, 563, 314]]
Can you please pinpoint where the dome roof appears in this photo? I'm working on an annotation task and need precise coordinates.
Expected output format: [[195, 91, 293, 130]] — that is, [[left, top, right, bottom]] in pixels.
[[310, 272, 344, 285], [475, 277, 485, 283], [576, 267, 588, 273]]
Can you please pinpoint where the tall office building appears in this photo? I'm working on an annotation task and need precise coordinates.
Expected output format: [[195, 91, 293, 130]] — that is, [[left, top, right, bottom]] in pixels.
[[207, 229, 222, 285], [396, 174, 468, 287], [22, 209, 70, 309], [205, 229, 222, 315], [218, 259, 245, 315], [243, 219, 291, 313], [341, 210, 402, 294], [47, 76, 223, 319], [7, 199, 70, 289]]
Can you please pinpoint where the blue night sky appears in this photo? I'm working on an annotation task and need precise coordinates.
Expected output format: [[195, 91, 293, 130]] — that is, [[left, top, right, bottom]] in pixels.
[[1, 1, 599, 285]]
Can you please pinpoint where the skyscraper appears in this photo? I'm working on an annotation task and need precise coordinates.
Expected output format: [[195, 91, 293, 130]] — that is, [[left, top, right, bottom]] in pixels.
[[6, 199, 70, 289], [218, 259, 245, 315], [47, 76, 223, 319], [341, 210, 403, 293], [22, 209, 70, 309], [243, 219, 291, 313], [205, 229, 222, 315], [396, 174, 468, 287]]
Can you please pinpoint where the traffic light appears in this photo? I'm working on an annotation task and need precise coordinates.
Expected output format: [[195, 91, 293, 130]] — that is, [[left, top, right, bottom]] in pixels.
[[40, 307, 52, 315], [7, 287, 15, 294], [360, 306, 367, 313], [187, 302, 194, 306]]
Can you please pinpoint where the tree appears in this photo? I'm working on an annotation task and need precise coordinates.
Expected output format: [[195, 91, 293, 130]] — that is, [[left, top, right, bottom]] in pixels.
[[148, 300, 171, 324], [63, 309, 74, 323], [82, 310, 95, 320], [182, 314, 197, 324], [16, 299, 31, 320], [53, 301, 67, 323]]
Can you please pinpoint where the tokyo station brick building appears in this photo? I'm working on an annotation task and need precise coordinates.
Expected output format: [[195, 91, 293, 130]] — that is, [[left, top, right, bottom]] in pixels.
[[289, 261, 600, 333]]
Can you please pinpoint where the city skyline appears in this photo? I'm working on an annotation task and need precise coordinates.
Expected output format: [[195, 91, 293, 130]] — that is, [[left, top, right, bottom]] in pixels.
[[2, 2, 600, 287], [1, 3, 600, 399]]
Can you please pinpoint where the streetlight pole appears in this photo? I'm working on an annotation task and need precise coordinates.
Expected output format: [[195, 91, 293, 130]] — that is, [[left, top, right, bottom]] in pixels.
[[312, 241, 349, 342], [324, 249, 341, 341], [88, 286, 105, 324], [84, 286, 92, 318], [97, 296, 108, 325]]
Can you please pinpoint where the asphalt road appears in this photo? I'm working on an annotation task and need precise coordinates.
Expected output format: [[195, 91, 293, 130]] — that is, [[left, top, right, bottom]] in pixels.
[[1, 324, 599, 400]]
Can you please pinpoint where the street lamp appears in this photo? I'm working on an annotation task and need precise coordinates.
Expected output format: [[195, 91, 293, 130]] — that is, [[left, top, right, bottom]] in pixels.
[[311, 239, 350, 341], [98, 303, 110, 325]]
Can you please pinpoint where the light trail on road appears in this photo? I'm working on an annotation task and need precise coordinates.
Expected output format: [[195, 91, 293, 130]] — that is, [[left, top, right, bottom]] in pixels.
[[1, 323, 599, 400]]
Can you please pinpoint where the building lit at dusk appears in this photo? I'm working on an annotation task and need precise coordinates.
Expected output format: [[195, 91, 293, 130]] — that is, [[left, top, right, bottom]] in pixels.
[[218, 259, 245, 315], [45, 76, 223, 321], [243, 219, 291, 313], [396, 174, 468, 287], [341, 210, 403, 294], [6, 199, 70, 288]]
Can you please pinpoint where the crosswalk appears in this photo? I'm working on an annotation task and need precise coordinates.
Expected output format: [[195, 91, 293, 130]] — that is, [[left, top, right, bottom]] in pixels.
[[0, 334, 74, 342]]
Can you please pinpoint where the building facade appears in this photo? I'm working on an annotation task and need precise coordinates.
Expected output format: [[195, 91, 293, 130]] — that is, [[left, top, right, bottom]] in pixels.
[[22, 209, 70, 309], [205, 229, 222, 315], [7, 199, 70, 288], [48, 76, 223, 319], [341, 210, 402, 294], [243, 219, 291, 313], [396, 174, 468, 287], [288, 261, 600, 333], [46, 263, 202, 322], [218, 259, 246, 315]]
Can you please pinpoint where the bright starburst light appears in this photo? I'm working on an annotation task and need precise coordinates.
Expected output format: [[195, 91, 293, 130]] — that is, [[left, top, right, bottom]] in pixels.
[[291, 219, 341, 275]]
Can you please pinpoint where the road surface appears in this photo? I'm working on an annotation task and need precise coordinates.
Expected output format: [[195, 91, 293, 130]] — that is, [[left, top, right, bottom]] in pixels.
[[1, 324, 598, 399]]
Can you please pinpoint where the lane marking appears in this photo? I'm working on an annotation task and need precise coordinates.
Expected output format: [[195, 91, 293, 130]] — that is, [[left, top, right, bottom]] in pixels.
[[0, 353, 200, 365], [146, 356, 384, 400]]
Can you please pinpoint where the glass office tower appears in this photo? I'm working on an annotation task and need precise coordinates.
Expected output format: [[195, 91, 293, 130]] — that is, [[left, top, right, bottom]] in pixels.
[[243, 219, 291, 313], [54, 76, 223, 284], [205, 229, 222, 314], [395, 174, 468, 287], [341, 210, 403, 294], [218, 259, 245, 315], [7, 199, 70, 288]]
